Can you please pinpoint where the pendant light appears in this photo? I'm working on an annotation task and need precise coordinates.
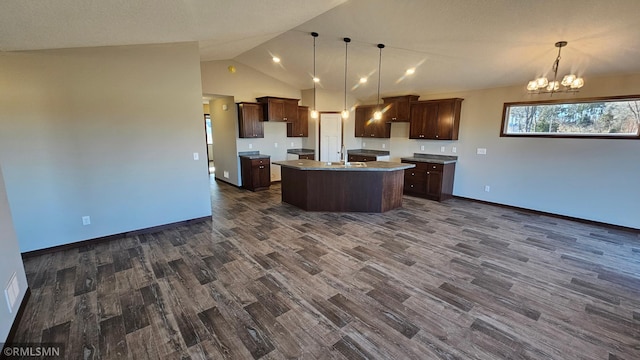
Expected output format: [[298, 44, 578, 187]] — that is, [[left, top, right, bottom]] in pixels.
[[373, 43, 385, 120], [310, 32, 319, 119], [341, 37, 351, 119]]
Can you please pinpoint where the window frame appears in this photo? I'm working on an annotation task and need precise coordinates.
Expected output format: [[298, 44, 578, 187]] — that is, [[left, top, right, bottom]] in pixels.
[[500, 95, 640, 139]]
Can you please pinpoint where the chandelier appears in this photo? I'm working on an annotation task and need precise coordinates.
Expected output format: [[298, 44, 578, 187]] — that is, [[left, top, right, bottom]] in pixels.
[[527, 41, 584, 94]]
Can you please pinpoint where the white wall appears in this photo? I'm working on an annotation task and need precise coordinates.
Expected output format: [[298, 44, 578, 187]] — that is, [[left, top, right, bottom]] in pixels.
[[201, 60, 305, 182], [0, 42, 212, 252], [209, 96, 241, 185], [0, 165, 28, 343], [362, 73, 640, 229], [301, 88, 362, 157]]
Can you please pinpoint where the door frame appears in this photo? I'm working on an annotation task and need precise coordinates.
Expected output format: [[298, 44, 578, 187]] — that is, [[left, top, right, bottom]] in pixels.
[[318, 112, 343, 162]]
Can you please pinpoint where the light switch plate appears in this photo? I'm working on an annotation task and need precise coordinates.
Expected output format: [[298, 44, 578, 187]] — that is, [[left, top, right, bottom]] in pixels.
[[440, 146, 445, 152], [193, 152, 199, 160], [420, 145, 425, 151], [248, 144, 253, 149], [452, 147, 457, 153], [477, 148, 487, 155]]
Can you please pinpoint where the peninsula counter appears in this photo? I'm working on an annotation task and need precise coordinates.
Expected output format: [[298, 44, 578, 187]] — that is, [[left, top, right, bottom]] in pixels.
[[272, 159, 415, 212]]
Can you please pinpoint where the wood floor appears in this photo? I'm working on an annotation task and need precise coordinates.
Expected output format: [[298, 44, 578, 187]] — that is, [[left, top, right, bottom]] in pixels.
[[12, 178, 640, 359]]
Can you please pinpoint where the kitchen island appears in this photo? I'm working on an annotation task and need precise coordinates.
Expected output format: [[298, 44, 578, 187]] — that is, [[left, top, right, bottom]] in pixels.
[[273, 159, 415, 212]]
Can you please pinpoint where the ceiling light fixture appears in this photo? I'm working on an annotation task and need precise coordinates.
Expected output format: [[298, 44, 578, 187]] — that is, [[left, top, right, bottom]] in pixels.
[[373, 43, 385, 120], [342, 37, 351, 120], [527, 41, 584, 95], [405, 68, 415, 75], [310, 32, 319, 119], [272, 56, 281, 63], [359, 77, 367, 84]]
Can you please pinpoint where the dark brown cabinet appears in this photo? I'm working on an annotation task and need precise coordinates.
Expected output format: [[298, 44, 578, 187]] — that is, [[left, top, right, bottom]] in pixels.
[[409, 98, 463, 140], [298, 154, 314, 160], [256, 96, 299, 122], [382, 95, 419, 122], [354, 105, 391, 138], [348, 154, 377, 162], [237, 102, 264, 138], [240, 157, 271, 191], [287, 106, 309, 137], [401, 160, 455, 201]]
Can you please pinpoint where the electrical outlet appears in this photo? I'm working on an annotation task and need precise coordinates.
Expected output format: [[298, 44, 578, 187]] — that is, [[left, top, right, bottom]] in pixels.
[[290, 142, 294, 147], [382, 144, 386, 149], [274, 142, 278, 148], [440, 146, 445, 152], [223, 171, 229, 179], [420, 145, 425, 151], [477, 148, 487, 155], [484, 185, 491, 192], [452, 146, 457, 153], [362, 142, 366, 147], [193, 152, 199, 160], [82, 216, 91, 225], [248, 144, 253, 149]]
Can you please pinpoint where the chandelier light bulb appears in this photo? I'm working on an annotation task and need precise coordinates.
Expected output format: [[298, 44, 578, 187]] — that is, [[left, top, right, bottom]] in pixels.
[[527, 81, 538, 91], [313, 77, 320, 83], [561, 74, 576, 87], [310, 109, 319, 119], [272, 56, 281, 63], [405, 68, 416, 75], [571, 77, 584, 89], [359, 77, 367, 84], [536, 77, 549, 89], [373, 110, 382, 120], [341, 109, 349, 119]]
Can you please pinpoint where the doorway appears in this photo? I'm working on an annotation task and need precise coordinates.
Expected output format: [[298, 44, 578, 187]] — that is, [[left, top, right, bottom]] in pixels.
[[319, 112, 343, 162], [204, 113, 214, 174]]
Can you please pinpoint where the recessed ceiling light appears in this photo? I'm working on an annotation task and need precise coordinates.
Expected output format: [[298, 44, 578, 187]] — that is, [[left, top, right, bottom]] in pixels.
[[272, 56, 281, 63], [359, 77, 367, 84], [313, 77, 320, 83], [406, 68, 415, 75]]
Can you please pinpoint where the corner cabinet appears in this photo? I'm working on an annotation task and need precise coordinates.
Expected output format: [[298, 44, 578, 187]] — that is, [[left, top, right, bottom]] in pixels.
[[354, 105, 391, 138], [409, 98, 463, 140], [382, 95, 419, 122], [237, 102, 264, 138], [401, 160, 455, 201], [256, 96, 300, 122], [240, 157, 271, 191], [287, 106, 309, 137]]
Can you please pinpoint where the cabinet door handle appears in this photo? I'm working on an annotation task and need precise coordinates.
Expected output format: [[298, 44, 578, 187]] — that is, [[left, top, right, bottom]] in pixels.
[[410, 184, 414, 188], [427, 172, 430, 175], [259, 166, 265, 169]]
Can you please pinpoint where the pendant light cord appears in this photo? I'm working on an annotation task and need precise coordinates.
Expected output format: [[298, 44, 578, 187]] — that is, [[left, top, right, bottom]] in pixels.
[[376, 44, 385, 108], [312, 32, 318, 111], [344, 38, 350, 112]]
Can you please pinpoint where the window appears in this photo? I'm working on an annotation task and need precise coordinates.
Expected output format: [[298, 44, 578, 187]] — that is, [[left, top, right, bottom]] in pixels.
[[501, 95, 640, 139]]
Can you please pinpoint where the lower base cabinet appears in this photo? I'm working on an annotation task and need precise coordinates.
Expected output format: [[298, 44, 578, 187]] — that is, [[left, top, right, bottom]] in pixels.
[[401, 160, 455, 201], [240, 157, 271, 191]]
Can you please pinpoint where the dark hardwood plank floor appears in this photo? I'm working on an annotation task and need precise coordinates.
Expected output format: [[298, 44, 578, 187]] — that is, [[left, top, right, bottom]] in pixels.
[[12, 178, 640, 359]]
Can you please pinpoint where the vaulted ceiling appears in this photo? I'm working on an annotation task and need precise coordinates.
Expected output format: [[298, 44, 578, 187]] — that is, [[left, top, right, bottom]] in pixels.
[[3, 0, 640, 100]]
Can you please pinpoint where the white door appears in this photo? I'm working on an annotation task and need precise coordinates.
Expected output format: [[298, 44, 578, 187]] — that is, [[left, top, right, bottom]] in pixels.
[[319, 113, 342, 162]]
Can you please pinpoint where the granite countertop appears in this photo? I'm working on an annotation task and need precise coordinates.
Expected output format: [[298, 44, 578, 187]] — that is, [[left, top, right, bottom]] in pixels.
[[400, 153, 458, 164], [238, 151, 270, 160], [347, 149, 390, 157], [287, 148, 315, 155], [273, 159, 414, 172]]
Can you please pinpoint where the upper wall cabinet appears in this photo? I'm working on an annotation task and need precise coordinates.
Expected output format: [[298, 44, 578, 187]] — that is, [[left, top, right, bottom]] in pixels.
[[355, 105, 391, 138], [287, 106, 309, 137], [237, 102, 264, 138], [382, 95, 419, 122], [409, 98, 463, 140], [256, 96, 300, 122]]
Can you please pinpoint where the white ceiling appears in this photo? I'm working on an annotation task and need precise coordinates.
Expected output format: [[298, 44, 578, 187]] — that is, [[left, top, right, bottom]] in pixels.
[[2, 0, 640, 100]]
